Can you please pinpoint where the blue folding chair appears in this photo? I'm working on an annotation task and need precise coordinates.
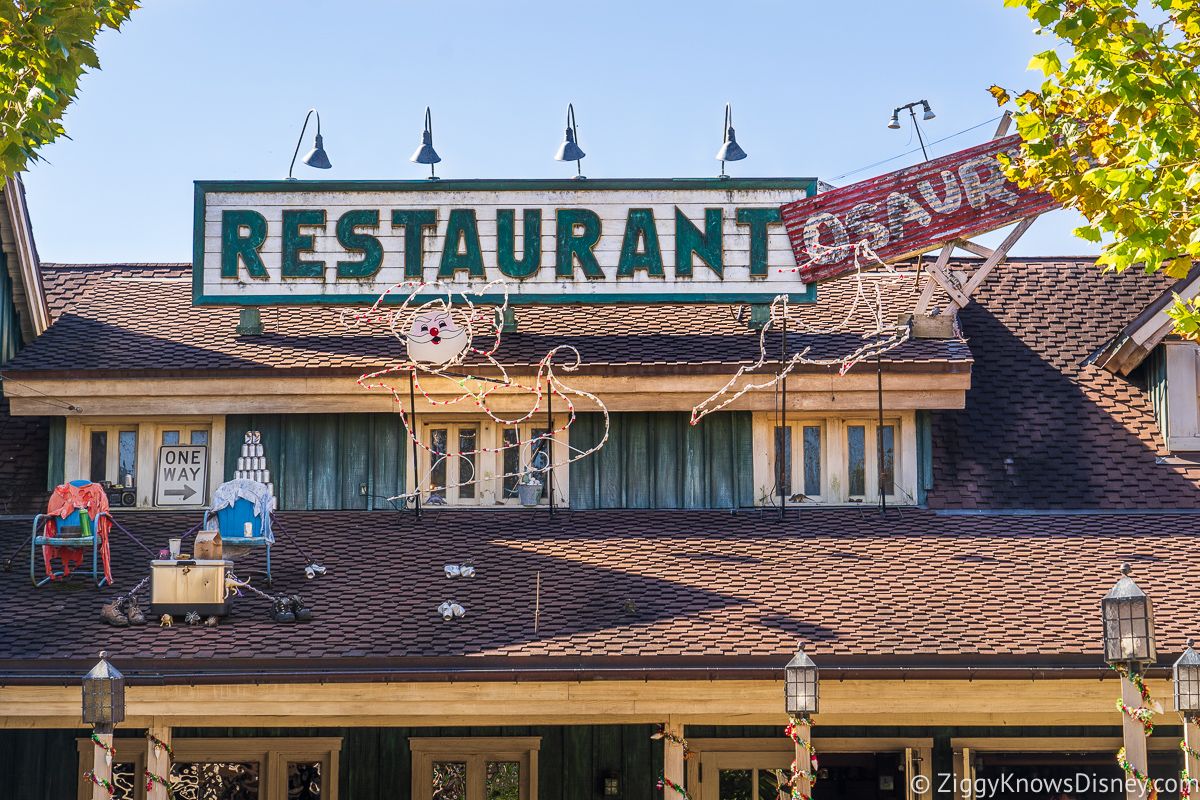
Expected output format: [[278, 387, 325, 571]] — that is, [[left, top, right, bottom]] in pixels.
[[31, 479, 111, 587], [203, 479, 274, 586]]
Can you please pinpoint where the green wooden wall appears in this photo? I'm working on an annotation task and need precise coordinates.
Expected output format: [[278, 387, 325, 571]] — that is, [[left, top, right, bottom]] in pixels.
[[915, 409, 932, 506], [225, 413, 407, 511], [1148, 344, 1169, 445], [569, 411, 754, 509]]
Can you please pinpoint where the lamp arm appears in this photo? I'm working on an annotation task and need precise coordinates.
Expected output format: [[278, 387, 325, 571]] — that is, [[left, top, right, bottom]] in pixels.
[[287, 108, 318, 180]]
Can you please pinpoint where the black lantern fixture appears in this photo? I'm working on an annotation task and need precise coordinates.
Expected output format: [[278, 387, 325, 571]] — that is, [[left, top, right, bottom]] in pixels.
[[82, 651, 125, 732], [1102, 563, 1157, 665], [411, 107, 441, 180], [602, 772, 621, 797], [784, 645, 819, 715], [1176, 638, 1200, 716], [716, 103, 748, 178], [287, 108, 332, 179], [554, 103, 586, 179]]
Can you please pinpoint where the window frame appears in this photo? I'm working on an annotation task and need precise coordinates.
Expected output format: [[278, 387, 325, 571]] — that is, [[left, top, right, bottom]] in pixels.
[[75, 735, 341, 800], [422, 420, 484, 505], [83, 424, 139, 486], [768, 420, 827, 503], [409, 737, 540, 800], [498, 422, 557, 506], [843, 418, 902, 502], [157, 423, 212, 448]]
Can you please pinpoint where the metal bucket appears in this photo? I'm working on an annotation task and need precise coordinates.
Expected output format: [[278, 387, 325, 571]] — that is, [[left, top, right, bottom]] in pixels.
[[518, 483, 541, 506]]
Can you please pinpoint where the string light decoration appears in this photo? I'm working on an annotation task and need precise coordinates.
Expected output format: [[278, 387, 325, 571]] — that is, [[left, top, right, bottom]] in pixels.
[[691, 240, 914, 425], [343, 279, 610, 503]]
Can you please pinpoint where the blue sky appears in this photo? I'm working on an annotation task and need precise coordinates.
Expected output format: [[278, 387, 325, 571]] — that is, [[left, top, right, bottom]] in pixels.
[[23, 0, 1094, 263]]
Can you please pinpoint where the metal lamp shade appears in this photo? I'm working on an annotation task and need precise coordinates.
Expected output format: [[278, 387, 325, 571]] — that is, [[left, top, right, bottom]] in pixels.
[[922, 101, 936, 120], [555, 128, 585, 163], [82, 651, 125, 726], [716, 127, 747, 162], [784, 647, 819, 714], [887, 112, 901, 129], [1102, 565, 1156, 665], [1175, 639, 1200, 714], [301, 134, 332, 169], [411, 130, 441, 165]]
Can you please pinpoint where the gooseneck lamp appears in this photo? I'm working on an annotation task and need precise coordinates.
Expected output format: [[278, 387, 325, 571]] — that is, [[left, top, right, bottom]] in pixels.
[[1176, 638, 1200, 715], [1102, 563, 1157, 666], [287, 109, 332, 180], [784, 645, 819, 714], [82, 650, 125, 732], [411, 107, 442, 180], [887, 99, 936, 160], [554, 103, 586, 179], [716, 103, 748, 178]]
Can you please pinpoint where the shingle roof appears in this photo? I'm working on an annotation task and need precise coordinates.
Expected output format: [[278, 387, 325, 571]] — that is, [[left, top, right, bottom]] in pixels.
[[0, 508, 1194, 678], [930, 257, 1200, 509], [4, 263, 970, 377]]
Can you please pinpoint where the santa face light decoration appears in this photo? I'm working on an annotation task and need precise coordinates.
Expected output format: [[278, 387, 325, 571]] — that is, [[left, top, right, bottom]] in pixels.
[[405, 307, 469, 365]]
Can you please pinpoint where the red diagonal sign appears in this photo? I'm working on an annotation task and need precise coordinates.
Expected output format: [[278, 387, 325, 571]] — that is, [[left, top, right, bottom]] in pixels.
[[780, 135, 1060, 283]]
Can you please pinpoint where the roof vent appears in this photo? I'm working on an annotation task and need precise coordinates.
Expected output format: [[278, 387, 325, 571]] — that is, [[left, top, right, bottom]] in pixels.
[[236, 308, 264, 336]]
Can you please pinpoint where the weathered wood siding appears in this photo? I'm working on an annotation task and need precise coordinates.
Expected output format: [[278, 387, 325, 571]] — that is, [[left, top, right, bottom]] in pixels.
[[0, 252, 22, 365], [570, 411, 754, 509], [224, 413, 406, 511], [916, 409, 932, 506]]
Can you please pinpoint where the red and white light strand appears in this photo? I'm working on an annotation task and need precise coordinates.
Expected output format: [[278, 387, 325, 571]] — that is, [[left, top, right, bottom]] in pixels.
[[344, 279, 610, 501], [691, 240, 913, 425], [785, 715, 818, 800]]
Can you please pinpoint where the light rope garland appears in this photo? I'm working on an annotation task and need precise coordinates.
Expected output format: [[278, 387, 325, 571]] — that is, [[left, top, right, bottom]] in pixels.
[[144, 731, 176, 794], [1111, 663, 1162, 800], [785, 715, 818, 800], [343, 279, 610, 503], [691, 240, 914, 425]]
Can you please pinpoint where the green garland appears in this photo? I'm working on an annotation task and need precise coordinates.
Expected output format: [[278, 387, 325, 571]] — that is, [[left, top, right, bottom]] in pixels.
[[144, 730, 176, 796], [785, 716, 818, 800], [1110, 664, 1162, 800], [656, 773, 689, 800], [83, 770, 115, 795]]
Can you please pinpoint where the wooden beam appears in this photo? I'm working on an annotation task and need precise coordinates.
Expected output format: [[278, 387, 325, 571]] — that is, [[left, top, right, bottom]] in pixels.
[[915, 243, 956, 315], [0, 677, 1175, 729], [924, 253, 972, 310], [944, 215, 1038, 316], [951, 239, 995, 259], [664, 715, 685, 795], [145, 718, 170, 800]]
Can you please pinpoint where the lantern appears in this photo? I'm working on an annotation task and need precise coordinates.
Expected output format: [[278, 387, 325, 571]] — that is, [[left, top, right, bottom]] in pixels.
[[1102, 563, 1156, 665], [1176, 638, 1200, 715], [82, 651, 125, 729], [603, 773, 621, 797], [784, 646, 819, 715]]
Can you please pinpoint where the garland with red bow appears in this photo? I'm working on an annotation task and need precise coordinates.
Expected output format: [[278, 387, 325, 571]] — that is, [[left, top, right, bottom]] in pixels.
[[784, 716, 819, 800], [656, 774, 689, 800], [91, 732, 115, 765]]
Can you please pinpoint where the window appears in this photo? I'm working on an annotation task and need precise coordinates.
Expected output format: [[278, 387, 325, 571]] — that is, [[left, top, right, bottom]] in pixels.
[[500, 425, 552, 504], [410, 738, 540, 800], [160, 424, 211, 448], [77, 736, 340, 800], [424, 423, 482, 504], [847, 421, 898, 500], [771, 423, 824, 501], [86, 426, 138, 486]]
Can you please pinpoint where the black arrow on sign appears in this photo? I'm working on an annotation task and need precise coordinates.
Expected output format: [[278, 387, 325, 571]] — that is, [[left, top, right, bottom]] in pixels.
[[164, 485, 197, 500]]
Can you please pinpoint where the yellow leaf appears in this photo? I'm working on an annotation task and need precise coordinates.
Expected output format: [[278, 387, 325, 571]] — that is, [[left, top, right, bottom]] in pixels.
[[988, 85, 1011, 106]]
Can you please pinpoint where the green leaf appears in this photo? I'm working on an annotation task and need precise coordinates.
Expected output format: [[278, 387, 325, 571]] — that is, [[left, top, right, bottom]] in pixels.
[[1029, 49, 1063, 76]]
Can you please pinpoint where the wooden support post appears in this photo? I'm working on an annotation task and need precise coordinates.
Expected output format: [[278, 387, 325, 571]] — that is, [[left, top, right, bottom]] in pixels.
[[91, 729, 113, 800], [793, 719, 813, 799], [1121, 669, 1151, 800], [952, 215, 1039, 307], [915, 243, 956, 315], [1185, 717, 1200, 799], [145, 718, 172, 800], [663, 716, 686, 796]]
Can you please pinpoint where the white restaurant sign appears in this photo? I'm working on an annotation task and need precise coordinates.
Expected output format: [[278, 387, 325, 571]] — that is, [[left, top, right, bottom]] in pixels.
[[192, 178, 814, 305]]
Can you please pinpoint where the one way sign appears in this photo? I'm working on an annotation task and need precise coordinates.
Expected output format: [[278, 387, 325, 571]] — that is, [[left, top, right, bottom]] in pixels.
[[154, 445, 209, 507]]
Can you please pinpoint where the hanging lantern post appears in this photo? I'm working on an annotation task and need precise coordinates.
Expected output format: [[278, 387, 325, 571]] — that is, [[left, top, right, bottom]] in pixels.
[[784, 645, 818, 799], [1176, 639, 1200, 794], [1102, 564, 1156, 800], [81, 651, 125, 799]]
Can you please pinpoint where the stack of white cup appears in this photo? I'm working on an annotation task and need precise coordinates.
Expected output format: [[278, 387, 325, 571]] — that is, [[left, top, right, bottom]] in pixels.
[[234, 431, 275, 505]]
